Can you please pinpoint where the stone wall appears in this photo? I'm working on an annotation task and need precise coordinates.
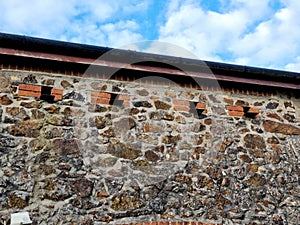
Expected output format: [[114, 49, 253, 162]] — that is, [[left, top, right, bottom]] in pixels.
[[0, 70, 300, 225]]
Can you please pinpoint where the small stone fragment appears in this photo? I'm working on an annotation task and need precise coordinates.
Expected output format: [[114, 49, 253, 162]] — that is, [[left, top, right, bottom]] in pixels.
[[48, 115, 72, 126], [162, 135, 181, 144], [102, 127, 116, 137], [53, 138, 82, 155], [23, 74, 37, 83], [145, 150, 159, 162], [246, 163, 259, 172], [244, 134, 266, 149], [133, 101, 152, 108], [88, 104, 107, 112], [29, 139, 47, 151], [154, 100, 171, 110], [263, 120, 300, 135], [136, 89, 149, 96], [175, 115, 186, 124], [267, 136, 279, 144], [235, 100, 249, 106], [98, 157, 118, 167], [63, 91, 85, 101], [42, 79, 55, 85], [111, 192, 143, 211], [20, 101, 42, 108], [174, 173, 192, 184], [284, 101, 294, 108], [249, 148, 264, 158], [70, 179, 93, 197], [9, 120, 43, 137], [267, 113, 282, 121], [165, 90, 176, 98], [0, 95, 13, 105], [61, 80, 73, 88], [113, 117, 136, 132], [265, 150, 280, 164], [6, 107, 29, 119], [62, 107, 85, 117], [239, 154, 252, 163], [0, 76, 11, 92], [90, 116, 107, 129], [283, 113, 296, 122], [163, 112, 174, 121], [204, 118, 212, 125], [31, 109, 45, 119], [246, 173, 266, 186], [223, 97, 234, 105], [266, 102, 279, 109], [107, 143, 142, 160], [144, 123, 163, 133], [44, 105, 60, 114], [7, 192, 28, 209]]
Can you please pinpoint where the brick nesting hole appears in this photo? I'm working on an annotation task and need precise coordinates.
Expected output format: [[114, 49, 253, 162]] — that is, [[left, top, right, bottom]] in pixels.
[[18, 84, 62, 102]]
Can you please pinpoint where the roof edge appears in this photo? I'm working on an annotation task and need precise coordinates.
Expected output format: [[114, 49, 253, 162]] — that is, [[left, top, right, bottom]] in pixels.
[[0, 32, 299, 89]]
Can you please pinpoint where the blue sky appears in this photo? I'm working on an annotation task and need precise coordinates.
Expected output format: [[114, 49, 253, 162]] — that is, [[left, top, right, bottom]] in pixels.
[[1, 0, 300, 72]]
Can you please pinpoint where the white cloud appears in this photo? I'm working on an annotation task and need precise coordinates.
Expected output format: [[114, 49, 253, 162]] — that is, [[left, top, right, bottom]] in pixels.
[[158, 0, 272, 61], [157, 0, 300, 71], [101, 21, 142, 47], [231, 0, 300, 69], [0, 0, 147, 47], [0, 0, 77, 37], [285, 56, 300, 72]]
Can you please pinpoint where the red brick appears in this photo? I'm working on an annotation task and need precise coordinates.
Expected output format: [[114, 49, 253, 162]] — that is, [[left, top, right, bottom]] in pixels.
[[118, 95, 130, 101], [173, 99, 190, 107], [51, 88, 63, 95], [123, 101, 130, 107], [195, 103, 206, 109], [96, 98, 110, 105], [91, 97, 110, 105], [228, 111, 244, 117], [158, 222, 168, 225], [18, 90, 41, 98], [174, 105, 190, 112], [19, 84, 42, 92], [226, 105, 243, 111], [53, 94, 62, 101], [247, 107, 259, 113], [91, 91, 111, 99]]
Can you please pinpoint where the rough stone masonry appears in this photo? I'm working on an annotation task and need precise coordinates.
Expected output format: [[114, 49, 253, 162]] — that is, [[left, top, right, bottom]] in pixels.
[[0, 70, 300, 225]]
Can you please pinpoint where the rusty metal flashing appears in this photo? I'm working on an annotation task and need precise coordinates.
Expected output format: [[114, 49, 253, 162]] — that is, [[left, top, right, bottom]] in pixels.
[[0, 32, 299, 92]]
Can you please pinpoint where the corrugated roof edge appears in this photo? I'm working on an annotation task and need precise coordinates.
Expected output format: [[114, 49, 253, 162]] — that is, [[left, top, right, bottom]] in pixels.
[[0, 32, 299, 88]]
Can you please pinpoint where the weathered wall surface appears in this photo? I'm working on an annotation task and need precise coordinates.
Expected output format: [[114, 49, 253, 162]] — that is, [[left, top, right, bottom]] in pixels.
[[0, 70, 300, 225]]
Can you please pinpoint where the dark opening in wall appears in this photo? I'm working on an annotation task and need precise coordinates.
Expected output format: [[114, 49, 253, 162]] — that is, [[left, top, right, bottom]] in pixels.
[[40, 86, 54, 103], [109, 93, 124, 106], [190, 102, 207, 119], [243, 106, 259, 118]]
